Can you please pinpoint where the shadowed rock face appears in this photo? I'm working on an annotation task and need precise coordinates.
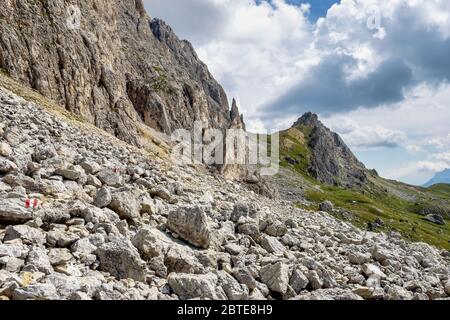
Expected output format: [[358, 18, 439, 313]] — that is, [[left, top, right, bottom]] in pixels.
[[293, 113, 368, 188], [0, 0, 243, 144]]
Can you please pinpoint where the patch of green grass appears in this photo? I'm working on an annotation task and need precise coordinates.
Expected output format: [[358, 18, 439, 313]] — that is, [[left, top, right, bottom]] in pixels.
[[304, 184, 450, 249], [428, 184, 450, 198], [278, 125, 316, 183]]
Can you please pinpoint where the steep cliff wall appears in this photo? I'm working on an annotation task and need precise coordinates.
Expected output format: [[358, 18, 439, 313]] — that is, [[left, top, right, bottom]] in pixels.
[[0, 0, 243, 145]]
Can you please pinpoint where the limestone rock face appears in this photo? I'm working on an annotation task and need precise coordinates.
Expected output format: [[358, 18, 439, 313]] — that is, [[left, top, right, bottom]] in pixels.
[[0, 0, 243, 145]]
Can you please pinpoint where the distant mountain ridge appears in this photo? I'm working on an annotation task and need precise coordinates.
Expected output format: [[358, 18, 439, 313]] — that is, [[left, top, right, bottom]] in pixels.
[[423, 169, 450, 187]]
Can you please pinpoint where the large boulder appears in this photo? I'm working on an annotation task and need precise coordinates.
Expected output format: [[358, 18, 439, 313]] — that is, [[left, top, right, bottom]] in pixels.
[[217, 271, 249, 300], [48, 248, 73, 266], [362, 264, 386, 279], [95, 238, 147, 282], [264, 220, 288, 237], [132, 227, 204, 274], [348, 252, 371, 265], [46, 229, 80, 248], [0, 143, 12, 157], [260, 262, 290, 295], [230, 202, 250, 222], [4, 225, 46, 245], [259, 235, 286, 254], [386, 285, 414, 300], [233, 267, 258, 290], [319, 200, 334, 212], [424, 214, 446, 225], [167, 273, 225, 300], [0, 199, 34, 223], [13, 283, 60, 300], [97, 169, 123, 187], [236, 219, 260, 240], [149, 186, 174, 202], [55, 164, 84, 181], [290, 268, 309, 294], [32, 145, 58, 162], [94, 187, 112, 208], [80, 160, 101, 175], [444, 280, 450, 296], [107, 188, 141, 220], [25, 247, 53, 274], [132, 227, 171, 260], [167, 206, 211, 249], [0, 243, 29, 259], [0, 157, 18, 173], [306, 270, 324, 290]]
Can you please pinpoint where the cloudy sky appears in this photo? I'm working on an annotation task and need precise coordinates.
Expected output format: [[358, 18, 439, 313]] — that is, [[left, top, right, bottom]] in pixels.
[[144, 0, 450, 185]]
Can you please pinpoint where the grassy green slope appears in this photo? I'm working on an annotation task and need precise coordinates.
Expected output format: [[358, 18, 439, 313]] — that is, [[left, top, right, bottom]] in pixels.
[[428, 184, 450, 198], [276, 125, 450, 250]]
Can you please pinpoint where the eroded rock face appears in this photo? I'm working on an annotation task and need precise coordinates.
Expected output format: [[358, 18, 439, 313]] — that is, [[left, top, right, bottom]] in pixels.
[[0, 0, 243, 145]]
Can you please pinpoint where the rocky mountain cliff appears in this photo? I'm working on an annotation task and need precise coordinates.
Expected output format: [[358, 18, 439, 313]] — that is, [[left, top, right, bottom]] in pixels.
[[284, 113, 368, 189], [0, 0, 244, 146]]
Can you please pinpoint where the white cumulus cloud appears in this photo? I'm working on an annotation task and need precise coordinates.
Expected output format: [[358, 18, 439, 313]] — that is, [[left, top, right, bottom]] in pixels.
[[144, 0, 450, 185]]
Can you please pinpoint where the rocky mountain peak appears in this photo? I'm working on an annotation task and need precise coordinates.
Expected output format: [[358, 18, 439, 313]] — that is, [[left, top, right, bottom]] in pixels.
[[288, 112, 368, 188], [292, 112, 320, 128]]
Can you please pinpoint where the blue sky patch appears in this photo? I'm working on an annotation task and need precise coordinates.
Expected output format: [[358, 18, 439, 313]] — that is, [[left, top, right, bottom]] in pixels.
[[286, 0, 338, 21]]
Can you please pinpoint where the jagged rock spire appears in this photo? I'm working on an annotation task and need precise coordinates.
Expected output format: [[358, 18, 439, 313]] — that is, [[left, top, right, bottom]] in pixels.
[[229, 98, 246, 131], [230, 98, 240, 121]]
